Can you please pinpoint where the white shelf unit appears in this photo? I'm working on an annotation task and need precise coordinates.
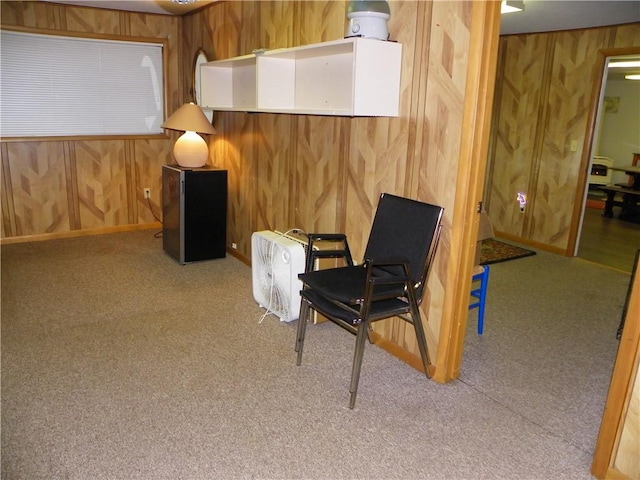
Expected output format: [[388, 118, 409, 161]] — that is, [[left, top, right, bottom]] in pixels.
[[200, 37, 402, 117], [200, 54, 257, 110]]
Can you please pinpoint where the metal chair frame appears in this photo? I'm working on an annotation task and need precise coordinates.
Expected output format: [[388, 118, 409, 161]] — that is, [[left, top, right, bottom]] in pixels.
[[294, 193, 443, 408]]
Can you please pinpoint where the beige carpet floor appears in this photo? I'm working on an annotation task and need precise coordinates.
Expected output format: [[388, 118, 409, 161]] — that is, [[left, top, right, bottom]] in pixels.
[[1, 230, 631, 479]]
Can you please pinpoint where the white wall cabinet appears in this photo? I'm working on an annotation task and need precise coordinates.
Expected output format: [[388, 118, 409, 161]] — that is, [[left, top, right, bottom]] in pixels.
[[200, 37, 402, 117]]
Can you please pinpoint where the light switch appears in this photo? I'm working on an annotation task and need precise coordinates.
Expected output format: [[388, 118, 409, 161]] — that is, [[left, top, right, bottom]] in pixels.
[[570, 140, 578, 151]]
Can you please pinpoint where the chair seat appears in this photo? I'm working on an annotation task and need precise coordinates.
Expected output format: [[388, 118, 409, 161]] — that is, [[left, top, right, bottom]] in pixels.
[[301, 288, 411, 325], [299, 265, 406, 304]]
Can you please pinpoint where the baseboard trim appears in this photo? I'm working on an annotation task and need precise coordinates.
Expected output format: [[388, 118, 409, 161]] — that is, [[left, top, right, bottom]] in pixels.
[[492, 230, 566, 256], [0, 223, 162, 245], [369, 330, 438, 380], [227, 246, 250, 266]]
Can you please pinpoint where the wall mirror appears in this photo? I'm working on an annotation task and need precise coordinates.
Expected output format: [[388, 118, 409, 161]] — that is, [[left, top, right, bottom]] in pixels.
[[193, 48, 213, 122], [193, 48, 208, 106]]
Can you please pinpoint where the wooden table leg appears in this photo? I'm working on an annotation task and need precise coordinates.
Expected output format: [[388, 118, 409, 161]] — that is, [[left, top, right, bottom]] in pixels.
[[603, 190, 615, 218]]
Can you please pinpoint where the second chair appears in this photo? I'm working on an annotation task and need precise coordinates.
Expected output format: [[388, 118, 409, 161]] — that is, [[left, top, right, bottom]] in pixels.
[[295, 193, 444, 408]]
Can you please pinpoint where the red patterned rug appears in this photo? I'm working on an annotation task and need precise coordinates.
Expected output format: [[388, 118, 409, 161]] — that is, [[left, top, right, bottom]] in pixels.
[[586, 199, 605, 209], [480, 238, 536, 265]]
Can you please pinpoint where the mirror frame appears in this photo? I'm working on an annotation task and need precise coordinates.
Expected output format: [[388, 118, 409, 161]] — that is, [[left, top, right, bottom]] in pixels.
[[193, 48, 208, 106]]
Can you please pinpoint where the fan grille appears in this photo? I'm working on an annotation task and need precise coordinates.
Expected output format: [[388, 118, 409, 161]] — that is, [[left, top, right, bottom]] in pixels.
[[251, 231, 305, 322]]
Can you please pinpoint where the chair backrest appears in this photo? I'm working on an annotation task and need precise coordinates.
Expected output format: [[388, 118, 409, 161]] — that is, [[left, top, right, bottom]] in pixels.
[[364, 193, 444, 301]]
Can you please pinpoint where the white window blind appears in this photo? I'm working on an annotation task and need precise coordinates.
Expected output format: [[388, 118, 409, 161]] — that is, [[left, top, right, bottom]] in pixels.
[[0, 30, 164, 138]]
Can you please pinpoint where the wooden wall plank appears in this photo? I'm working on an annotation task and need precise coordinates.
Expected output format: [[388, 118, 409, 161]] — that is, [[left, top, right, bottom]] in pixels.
[[6, 142, 70, 235], [261, 0, 295, 48], [0, 1, 63, 29], [255, 114, 295, 232], [531, 28, 611, 248], [613, 22, 640, 49], [488, 34, 549, 237], [133, 139, 172, 224], [410, 1, 473, 362], [63, 141, 80, 230], [294, 0, 345, 46], [64, 6, 121, 34], [1, 143, 17, 238], [294, 116, 346, 234], [74, 140, 129, 229]]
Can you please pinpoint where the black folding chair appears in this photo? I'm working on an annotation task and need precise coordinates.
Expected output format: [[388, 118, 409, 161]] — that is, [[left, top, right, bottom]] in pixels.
[[295, 193, 444, 408]]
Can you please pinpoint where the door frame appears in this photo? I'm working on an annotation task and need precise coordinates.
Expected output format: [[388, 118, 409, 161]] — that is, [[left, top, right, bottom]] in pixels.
[[568, 46, 640, 257]]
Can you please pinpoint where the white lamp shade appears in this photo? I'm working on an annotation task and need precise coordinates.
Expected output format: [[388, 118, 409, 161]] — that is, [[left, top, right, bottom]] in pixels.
[[173, 131, 209, 168], [162, 102, 216, 134]]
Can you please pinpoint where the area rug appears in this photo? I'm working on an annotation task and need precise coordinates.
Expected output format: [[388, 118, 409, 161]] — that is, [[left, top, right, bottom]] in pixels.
[[480, 238, 536, 265], [586, 199, 605, 209]]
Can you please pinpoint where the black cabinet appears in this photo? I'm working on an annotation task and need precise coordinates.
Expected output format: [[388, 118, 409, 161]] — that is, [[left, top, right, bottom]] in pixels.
[[162, 165, 227, 264]]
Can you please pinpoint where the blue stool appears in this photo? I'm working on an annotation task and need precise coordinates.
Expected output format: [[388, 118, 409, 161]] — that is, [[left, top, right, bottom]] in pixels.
[[469, 264, 490, 334]]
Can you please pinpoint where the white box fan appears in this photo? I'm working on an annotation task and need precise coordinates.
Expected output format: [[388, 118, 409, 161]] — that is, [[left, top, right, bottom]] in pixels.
[[251, 231, 306, 322]]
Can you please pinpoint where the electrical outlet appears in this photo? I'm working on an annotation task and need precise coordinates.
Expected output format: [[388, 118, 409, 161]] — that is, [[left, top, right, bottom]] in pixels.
[[517, 192, 527, 213], [143, 188, 151, 199], [231, 242, 237, 250]]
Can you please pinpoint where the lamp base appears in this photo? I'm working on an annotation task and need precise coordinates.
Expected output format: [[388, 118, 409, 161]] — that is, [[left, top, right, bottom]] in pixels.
[[173, 131, 208, 168]]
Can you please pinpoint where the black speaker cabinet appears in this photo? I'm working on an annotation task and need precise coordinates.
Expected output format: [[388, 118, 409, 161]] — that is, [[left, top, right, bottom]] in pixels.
[[162, 165, 227, 264]]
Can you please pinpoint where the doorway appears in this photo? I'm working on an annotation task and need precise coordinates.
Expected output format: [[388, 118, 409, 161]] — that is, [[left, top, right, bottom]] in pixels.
[[576, 51, 640, 273]]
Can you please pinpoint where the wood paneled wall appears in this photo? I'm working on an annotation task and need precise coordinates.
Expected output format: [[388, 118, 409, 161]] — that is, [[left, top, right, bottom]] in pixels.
[[487, 22, 640, 253], [182, 0, 501, 382], [0, 1, 181, 240]]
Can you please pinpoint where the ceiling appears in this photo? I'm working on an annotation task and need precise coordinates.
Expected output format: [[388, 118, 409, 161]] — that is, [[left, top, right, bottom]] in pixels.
[[499, 0, 639, 35], [498, 1, 639, 81], [39, 0, 640, 33]]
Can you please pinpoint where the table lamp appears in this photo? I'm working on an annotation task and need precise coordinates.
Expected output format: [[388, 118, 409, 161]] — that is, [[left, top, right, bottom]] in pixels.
[[162, 102, 216, 168]]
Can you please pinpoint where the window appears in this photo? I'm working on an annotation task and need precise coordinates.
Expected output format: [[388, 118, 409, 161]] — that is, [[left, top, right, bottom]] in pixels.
[[0, 30, 164, 138]]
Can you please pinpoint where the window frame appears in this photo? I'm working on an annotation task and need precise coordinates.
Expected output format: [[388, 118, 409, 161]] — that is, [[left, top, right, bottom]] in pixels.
[[0, 26, 170, 142]]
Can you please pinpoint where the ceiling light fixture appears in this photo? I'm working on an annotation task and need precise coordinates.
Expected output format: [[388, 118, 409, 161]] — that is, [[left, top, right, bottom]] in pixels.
[[609, 61, 640, 68], [501, 0, 524, 14], [625, 74, 640, 80], [172, 0, 198, 4]]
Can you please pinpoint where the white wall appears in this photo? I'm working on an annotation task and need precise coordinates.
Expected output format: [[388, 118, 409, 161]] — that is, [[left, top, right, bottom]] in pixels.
[[598, 78, 640, 185]]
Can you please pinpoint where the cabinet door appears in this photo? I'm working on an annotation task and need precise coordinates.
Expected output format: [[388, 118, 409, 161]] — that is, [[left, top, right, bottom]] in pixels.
[[184, 170, 227, 262]]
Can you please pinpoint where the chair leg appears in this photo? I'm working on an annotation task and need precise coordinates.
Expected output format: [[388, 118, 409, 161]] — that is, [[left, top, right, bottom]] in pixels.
[[403, 284, 431, 378], [409, 302, 431, 379], [296, 299, 310, 365], [477, 265, 489, 335], [349, 322, 370, 409], [366, 324, 375, 344], [469, 265, 490, 335]]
